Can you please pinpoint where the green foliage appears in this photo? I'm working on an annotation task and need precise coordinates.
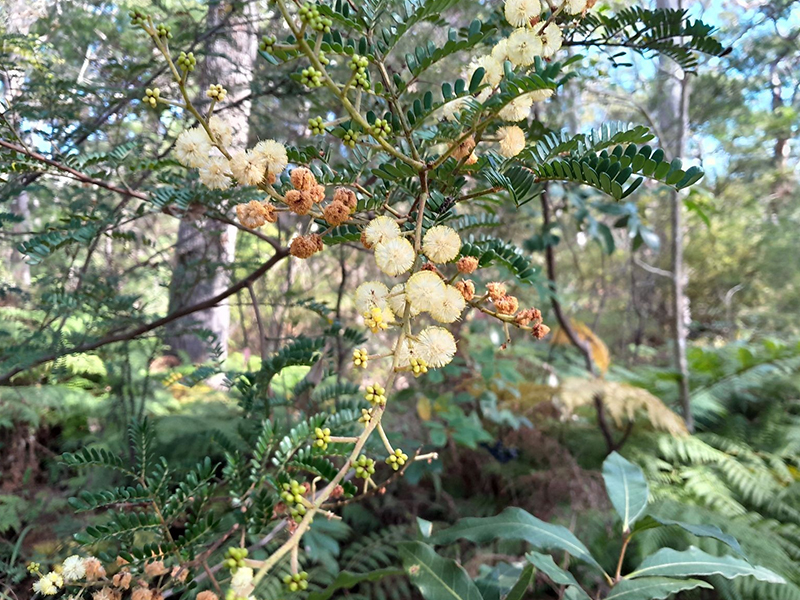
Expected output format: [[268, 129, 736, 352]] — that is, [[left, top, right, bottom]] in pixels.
[[603, 451, 649, 533], [460, 235, 539, 284], [605, 577, 713, 600], [628, 547, 785, 583], [411, 453, 784, 600], [572, 7, 731, 71], [400, 541, 483, 600], [2, 1, 778, 599], [529, 140, 704, 200]]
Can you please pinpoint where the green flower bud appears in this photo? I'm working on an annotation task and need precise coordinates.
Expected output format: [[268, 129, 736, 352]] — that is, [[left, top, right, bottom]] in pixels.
[[259, 34, 277, 52]]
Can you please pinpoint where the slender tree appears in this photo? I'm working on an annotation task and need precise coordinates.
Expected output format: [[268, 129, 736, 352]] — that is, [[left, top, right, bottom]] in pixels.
[[165, 0, 257, 363], [656, 0, 693, 430], [0, 0, 45, 288]]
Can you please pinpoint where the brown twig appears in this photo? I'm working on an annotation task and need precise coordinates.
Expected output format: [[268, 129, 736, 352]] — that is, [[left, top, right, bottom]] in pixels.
[[0, 139, 149, 201], [0, 249, 290, 385], [540, 186, 596, 376], [247, 282, 268, 361]]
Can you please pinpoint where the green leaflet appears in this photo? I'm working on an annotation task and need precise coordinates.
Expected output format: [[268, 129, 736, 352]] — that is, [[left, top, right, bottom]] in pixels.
[[505, 564, 536, 600], [399, 541, 483, 600], [526, 551, 592, 600], [602, 452, 649, 532], [430, 507, 605, 573], [627, 547, 786, 584], [632, 515, 745, 557], [306, 568, 404, 600], [606, 577, 713, 600]]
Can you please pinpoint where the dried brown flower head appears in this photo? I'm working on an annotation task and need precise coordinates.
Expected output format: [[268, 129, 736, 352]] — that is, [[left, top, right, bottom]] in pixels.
[[285, 190, 314, 215], [290, 234, 324, 259], [323, 201, 351, 226], [236, 200, 270, 229], [290, 167, 317, 191], [457, 256, 478, 274], [333, 187, 358, 212], [455, 279, 475, 301], [515, 307, 542, 327], [360, 231, 373, 249], [309, 184, 326, 203], [486, 282, 506, 301], [171, 565, 189, 583], [452, 136, 476, 160], [112, 571, 132, 590], [131, 586, 153, 600], [84, 557, 106, 582], [262, 202, 278, 223], [495, 295, 519, 315], [144, 561, 168, 578], [92, 588, 120, 600], [531, 323, 551, 339]]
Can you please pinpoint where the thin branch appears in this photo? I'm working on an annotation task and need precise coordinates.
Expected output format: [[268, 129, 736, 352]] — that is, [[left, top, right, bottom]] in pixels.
[[632, 255, 672, 278], [0, 248, 290, 385], [0, 139, 148, 201], [540, 187, 596, 375], [247, 282, 268, 361]]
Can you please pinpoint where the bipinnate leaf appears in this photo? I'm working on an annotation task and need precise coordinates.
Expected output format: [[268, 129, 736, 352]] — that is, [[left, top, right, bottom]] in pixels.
[[430, 507, 604, 572], [626, 546, 785, 584], [602, 452, 649, 532], [399, 541, 483, 600]]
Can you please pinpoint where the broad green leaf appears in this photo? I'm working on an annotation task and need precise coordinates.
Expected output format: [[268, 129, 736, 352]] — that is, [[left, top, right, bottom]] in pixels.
[[431, 507, 605, 572], [626, 547, 785, 584], [526, 551, 591, 600], [632, 516, 744, 557], [306, 568, 404, 600], [399, 541, 483, 600], [606, 577, 712, 600], [504, 564, 535, 600], [475, 562, 523, 600], [602, 452, 649, 532]]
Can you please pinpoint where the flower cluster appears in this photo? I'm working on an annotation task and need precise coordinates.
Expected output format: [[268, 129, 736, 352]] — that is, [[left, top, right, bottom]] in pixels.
[[438, 0, 596, 160], [228, 565, 254, 600], [115, 3, 560, 591], [29, 554, 188, 599], [282, 571, 309, 592], [280, 480, 310, 522], [386, 448, 409, 471], [223, 547, 249, 572], [352, 454, 376, 479], [314, 426, 332, 450], [354, 220, 469, 375], [174, 122, 287, 192]]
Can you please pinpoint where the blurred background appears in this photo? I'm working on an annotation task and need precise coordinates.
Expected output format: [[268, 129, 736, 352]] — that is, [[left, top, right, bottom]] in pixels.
[[1, 0, 799, 598]]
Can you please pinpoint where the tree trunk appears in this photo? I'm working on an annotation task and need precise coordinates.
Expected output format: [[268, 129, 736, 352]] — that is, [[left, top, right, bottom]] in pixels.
[[656, 0, 693, 431], [165, 0, 257, 363]]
